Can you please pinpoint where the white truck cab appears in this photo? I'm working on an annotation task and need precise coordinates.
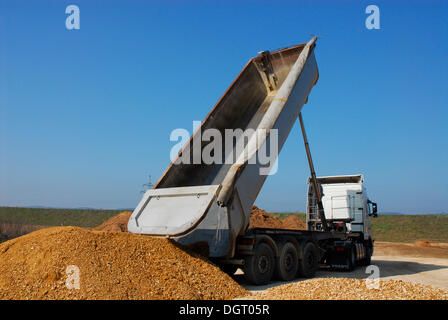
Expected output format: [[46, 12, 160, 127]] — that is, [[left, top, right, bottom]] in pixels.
[[306, 174, 377, 241]]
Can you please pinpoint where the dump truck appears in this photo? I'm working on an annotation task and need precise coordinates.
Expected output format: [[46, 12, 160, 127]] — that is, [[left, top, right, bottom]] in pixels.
[[128, 37, 378, 285]]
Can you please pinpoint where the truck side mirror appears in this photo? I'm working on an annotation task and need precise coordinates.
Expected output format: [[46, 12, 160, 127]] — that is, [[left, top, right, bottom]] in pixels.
[[372, 202, 378, 217], [368, 200, 378, 218]]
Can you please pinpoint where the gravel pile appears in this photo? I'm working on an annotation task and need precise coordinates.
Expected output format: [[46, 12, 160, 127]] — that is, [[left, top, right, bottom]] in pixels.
[[243, 278, 448, 300], [0, 227, 248, 300], [280, 215, 307, 230], [93, 211, 132, 232], [249, 206, 306, 230]]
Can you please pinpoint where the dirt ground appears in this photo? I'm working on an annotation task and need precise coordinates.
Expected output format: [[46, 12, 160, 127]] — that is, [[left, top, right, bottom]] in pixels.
[[374, 241, 448, 259], [235, 241, 448, 292]]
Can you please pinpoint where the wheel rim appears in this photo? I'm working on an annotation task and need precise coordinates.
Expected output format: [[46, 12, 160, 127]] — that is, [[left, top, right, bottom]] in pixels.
[[284, 252, 294, 271], [305, 251, 314, 269], [258, 255, 270, 274]]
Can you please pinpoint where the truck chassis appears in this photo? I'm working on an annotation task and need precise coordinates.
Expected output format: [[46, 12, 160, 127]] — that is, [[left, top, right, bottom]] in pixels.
[[218, 228, 373, 285]]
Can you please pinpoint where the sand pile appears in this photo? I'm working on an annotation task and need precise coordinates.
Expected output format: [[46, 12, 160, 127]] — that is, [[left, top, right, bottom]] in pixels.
[[249, 206, 306, 230], [0, 227, 248, 300], [93, 211, 132, 232], [243, 278, 448, 300], [249, 206, 283, 229], [280, 215, 307, 230]]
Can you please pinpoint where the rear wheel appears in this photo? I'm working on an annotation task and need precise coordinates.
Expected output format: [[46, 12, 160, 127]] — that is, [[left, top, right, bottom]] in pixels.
[[297, 242, 319, 278], [360, 243, 372, 266], [244, 243, 275, 285], [346, 247, 355, 271], [274, 242, 299, 281]]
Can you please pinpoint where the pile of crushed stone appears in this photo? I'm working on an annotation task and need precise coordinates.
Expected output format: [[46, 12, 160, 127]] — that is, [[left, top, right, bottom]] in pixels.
[[93, 211, 132, 232], [243, 278, 448, 300], [0, 227, 249, 300], [279, 215, 307, 230], [249, 206, 306, 230]]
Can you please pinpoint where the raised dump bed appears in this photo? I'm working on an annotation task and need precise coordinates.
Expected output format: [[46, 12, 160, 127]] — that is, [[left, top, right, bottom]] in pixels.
[[128, 37, 319, 258]]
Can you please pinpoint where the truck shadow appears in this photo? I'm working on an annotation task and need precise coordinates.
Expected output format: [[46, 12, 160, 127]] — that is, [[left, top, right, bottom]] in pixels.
[[233, 259, 448, 291]]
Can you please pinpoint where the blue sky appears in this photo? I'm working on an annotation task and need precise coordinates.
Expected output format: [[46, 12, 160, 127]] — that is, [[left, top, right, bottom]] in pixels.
[[0, 1, 447, 213]]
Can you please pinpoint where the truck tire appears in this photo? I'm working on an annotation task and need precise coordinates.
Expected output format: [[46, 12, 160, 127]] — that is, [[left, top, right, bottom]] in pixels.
[[244, 242, 275, 285], [297, 242, 319, 278], [360, 245, 372, 266], [274, 242, 299, 281], [346, 247, 355, 271]]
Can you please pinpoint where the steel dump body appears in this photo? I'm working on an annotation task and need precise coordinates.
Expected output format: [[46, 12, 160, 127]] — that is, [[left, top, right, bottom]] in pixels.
[[128, 38, 320, 258]]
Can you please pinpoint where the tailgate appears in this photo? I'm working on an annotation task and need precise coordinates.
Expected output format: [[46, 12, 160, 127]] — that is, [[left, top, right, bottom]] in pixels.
[[127, 185, 221, 236]]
